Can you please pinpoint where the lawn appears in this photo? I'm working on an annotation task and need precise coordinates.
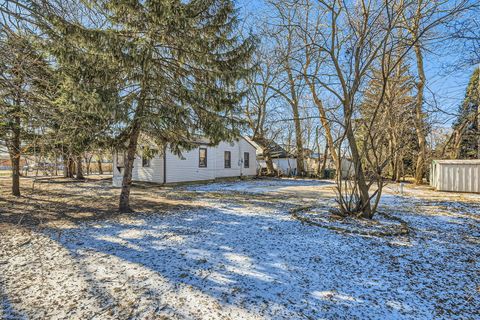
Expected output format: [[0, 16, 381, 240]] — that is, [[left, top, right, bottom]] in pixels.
[[0, 177, 479, 319]]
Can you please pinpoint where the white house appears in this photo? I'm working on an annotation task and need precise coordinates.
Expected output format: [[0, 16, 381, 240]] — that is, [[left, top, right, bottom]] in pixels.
[[430, 159, 480, 193], [112, 137, 257, 186]]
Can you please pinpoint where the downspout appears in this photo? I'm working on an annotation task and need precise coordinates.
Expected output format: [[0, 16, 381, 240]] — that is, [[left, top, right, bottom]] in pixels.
[[163, 145, 167, 184], [239, 140, 243, 177]]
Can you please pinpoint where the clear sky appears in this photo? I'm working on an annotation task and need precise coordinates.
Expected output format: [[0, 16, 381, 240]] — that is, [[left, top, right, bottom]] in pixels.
[[235, 0, 479, 129]]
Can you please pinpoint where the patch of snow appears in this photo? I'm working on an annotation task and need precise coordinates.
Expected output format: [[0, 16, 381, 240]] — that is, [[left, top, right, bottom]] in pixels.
[[1, 179, 479, 319], [183, 178, 332, 194]]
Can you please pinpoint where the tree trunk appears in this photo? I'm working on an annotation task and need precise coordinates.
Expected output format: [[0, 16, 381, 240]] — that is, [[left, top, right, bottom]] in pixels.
[[68, 157, 75, 178], [10, 116, 21, 197], [345, 116, 372, 218], [85, 155, 93, 175], [310, 86, 339, 166], [320, 143, 329, 178], [477, 98, 480, 159], [119, 118, 141, 212], [388, 138, 396, 181], [75, 155, 84, 179], [263, 149, 275, 176], [453, 131, 462, 159], [54, 156, 58, 176], [395, 155, 402, 182], [413, 40, 427, 184], [291, 105, 304, 176], [286, 66, 305, 176], [63, 157, 68, 177], [97, 158, 103, 174], [64, 155, 75, 178]]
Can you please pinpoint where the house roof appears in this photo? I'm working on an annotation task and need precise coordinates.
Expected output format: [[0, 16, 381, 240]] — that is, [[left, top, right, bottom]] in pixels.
[[134, 134, 256, 150], [190, 135, 257, 149], [247, 137, 294, 159]]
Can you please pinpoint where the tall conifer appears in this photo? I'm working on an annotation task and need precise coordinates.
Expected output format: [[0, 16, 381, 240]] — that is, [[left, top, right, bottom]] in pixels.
[[35, 0, 255, 211]]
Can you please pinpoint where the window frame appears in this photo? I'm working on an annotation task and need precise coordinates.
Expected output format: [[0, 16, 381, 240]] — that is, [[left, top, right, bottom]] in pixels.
[[224, 151, 231, 168], [244, 152, 250, 168], [199, 147, 208, 168], [142, 155, 151, 167]]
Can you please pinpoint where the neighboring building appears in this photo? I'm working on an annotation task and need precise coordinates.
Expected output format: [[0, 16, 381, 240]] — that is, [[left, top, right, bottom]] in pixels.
[[0, 154, 10, 170], [248, 137, 354, 178], [112, 137, 257, 186], [0, 142, 9, 169], [430, 159, 480, 193], [0, 143, 26, 170], [304, 154, 354, 179], [246, 138, 298, 176]]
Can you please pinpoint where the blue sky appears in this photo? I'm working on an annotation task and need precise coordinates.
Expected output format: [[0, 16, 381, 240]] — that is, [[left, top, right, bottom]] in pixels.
[[235, 0, 479, 128]]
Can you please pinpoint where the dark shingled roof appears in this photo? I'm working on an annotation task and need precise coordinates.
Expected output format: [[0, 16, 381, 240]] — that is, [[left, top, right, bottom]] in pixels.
[[252, 137, 294, 159]]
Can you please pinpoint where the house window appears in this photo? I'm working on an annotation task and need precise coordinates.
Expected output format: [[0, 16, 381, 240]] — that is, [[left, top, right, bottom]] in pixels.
[[142, 155, 150, 167], [224, 151, 231, 168], [199, 148, 207, 167], [141, 148, 156, 167], [244, 152, 250, 168]]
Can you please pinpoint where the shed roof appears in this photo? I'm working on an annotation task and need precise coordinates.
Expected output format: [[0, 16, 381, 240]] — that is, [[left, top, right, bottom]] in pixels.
[[433, 159, 480, 165]]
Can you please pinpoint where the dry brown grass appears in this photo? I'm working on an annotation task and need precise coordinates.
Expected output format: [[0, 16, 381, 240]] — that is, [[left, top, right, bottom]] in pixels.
[[0, 176, 207, 230]]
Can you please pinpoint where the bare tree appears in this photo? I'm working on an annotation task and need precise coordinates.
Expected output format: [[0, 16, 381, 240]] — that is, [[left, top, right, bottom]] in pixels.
[[402, 0, 475, 183], [267, 1, 307, 176], [297, 0, 340, 168], [245, 47, 279, 175]]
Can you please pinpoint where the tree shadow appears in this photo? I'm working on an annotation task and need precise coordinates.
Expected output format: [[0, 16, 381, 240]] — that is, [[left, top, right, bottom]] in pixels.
[[0, 276, 27, 320], [2, 178, 479, 318], [36, 199, 409, 318]]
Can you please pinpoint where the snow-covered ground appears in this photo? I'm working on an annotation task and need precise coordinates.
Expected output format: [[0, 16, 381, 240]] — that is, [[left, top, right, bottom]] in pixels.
[[1, 179, 479, 319], [183, 177, 331, 194]]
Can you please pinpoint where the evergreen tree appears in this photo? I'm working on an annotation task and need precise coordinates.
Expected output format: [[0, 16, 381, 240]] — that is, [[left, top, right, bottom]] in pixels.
[[359, 59, 415, 181], [35, 0, 255, 211], [49, 51, 121, 179], [452, 67, 479, 159], [0, 30, 54, 196]]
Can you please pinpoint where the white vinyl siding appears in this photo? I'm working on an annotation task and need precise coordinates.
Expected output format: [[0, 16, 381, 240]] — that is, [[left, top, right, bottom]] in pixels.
[[239, 138, 257, 176], [215, 141, 241, 178], [112, 137, 257, 186], [132, 153, 164, 183], [165, 146, 216, 183], [430, 160, 480, 193]]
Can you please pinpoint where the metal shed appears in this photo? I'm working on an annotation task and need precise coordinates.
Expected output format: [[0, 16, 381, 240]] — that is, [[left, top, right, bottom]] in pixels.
[[430, 159, 480, 193]]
